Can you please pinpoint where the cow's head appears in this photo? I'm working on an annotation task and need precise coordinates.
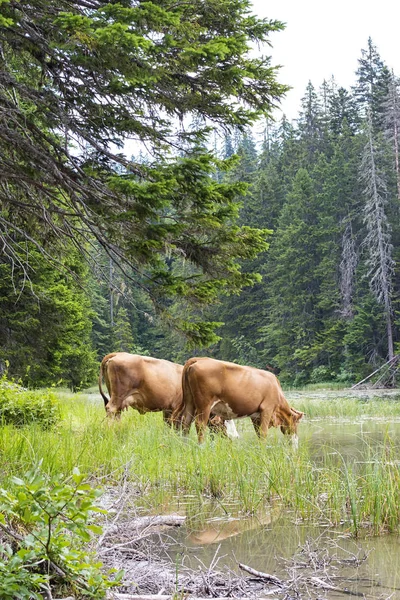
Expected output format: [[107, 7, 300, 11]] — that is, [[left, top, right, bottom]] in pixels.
[[282, 407, 304, 449], [270, 406, 303, 435]]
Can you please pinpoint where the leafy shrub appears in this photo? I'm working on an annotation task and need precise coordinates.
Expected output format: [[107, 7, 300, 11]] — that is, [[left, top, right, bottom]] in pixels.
[[0, 383, 60, 428], [0, 465, 123, 599], [310, 365, 333, 383], [335, 368, 355, 384]]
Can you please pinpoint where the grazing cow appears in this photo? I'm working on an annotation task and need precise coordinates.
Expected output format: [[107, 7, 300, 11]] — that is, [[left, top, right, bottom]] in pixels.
[[98, 353, 240, 437], [99, 352, 183, 424], [178, 357, 303, 445]]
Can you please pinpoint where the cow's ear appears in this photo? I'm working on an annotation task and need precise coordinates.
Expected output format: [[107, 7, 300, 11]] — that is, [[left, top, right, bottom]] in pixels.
[[291, 407, 304, 421]]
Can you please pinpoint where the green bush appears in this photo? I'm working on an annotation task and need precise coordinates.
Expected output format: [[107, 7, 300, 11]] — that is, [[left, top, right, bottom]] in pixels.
[[0, 383, 60, 428], [310, 365, 333, 383], [0, 465, 123, 599]]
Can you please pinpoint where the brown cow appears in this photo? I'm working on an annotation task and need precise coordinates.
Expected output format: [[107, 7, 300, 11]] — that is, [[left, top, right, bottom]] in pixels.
[[98, 353, 240, 437], [178, 357, 303, 445], [99, 352, 183, 424]]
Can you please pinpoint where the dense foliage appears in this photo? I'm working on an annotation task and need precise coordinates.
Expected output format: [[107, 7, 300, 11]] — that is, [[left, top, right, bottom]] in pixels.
[[89, 38, 400, 385], [0, 0, 398, 388], [0, 466, 119, 599], [0, 0, 286, 365], [0, 385, 60, 427], [214, 39, 400, 383]]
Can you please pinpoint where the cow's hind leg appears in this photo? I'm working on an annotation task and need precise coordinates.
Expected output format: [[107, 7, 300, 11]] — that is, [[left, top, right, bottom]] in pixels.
[[195, 407, 212, 444], [251, 415, 261, 438], [178, 404, 195, 436]]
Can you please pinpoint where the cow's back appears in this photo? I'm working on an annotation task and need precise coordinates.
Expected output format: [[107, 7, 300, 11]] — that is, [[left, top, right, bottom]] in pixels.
[[185, 357, 281, 417], [103, 352, 183, 415]]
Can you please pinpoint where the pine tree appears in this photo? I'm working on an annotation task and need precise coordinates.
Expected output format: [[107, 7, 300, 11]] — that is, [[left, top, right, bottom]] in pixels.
[[328, 87, 360, 136], [354, 37, 392, 129], [297, 81, 326, 161], [112, 308, 136, 354], [0, 244, 97, 389], [0, 0, 288, 345], [258, 169, 321, 381]]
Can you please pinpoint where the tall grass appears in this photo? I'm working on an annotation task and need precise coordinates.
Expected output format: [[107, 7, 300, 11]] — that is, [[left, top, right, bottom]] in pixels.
[[1, 391, 400, 537], [290, 395, 400, 419]]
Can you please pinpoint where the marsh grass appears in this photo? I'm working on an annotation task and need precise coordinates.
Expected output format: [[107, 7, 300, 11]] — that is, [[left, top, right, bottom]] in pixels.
[[291, 394, 400, 420], [1, 390, 400, 537]]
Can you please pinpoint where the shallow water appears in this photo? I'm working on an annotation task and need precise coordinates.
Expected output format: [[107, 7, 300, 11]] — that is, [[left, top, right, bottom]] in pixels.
[[171, 520, 400, 598], [168, 419, 400, 598]]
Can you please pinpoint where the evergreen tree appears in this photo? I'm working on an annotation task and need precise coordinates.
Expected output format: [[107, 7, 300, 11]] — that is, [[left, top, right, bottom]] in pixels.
[[112, 307, 136, 354], [297, 81, 326, 161], [328, 87, 360, 136], [0, 245, 97, 389], [0, 0, 288, 345], [215, 130, 279, 366], [354, 37, 392, 129], [258, 169, 321, 381], [223, 132, 235, 159]]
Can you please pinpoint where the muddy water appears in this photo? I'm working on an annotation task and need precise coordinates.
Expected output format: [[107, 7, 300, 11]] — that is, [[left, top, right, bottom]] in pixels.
[[170, 419, 400, 598]]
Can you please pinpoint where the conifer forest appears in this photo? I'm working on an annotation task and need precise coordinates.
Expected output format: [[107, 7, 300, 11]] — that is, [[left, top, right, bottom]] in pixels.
[[0, 1, 399, 389]]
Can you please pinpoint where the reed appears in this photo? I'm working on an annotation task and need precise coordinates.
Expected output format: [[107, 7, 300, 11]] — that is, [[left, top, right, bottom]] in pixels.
[[1, 390, 400, 537]]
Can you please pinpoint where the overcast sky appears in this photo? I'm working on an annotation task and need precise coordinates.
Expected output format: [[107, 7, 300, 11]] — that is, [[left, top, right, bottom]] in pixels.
[[251, 0, 400, 121]]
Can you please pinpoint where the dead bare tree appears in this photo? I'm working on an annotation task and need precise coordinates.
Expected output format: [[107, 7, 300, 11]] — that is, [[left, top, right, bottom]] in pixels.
[[383, 73, 400, 202], [359, 110, 395, 360], [340, 218, 358, 318]]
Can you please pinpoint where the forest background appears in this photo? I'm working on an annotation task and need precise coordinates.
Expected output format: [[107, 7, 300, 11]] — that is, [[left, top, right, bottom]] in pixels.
[[1, 0, 399, 390]]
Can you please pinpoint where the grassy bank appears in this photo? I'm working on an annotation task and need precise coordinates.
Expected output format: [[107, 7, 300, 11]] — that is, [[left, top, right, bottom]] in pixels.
[[1, 390, 400, 537]]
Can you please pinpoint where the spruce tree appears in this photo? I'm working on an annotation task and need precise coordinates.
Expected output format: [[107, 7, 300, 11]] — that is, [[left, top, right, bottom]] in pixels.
[[328, 87, 360, 136], [297, 81, 326, 161], [354, 37, 392, 129], [0, 244, 97, 389], [258, 169, 321, 381], [0, 0, 288, 345]]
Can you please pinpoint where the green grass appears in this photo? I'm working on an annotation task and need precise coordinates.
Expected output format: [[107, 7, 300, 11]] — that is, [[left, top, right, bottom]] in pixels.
[[290, 394, 400, 419], [1, 390, 400, 537]]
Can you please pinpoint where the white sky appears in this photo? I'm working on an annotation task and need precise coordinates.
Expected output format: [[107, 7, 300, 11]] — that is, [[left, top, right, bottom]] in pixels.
[[252, 0, 400, 121]]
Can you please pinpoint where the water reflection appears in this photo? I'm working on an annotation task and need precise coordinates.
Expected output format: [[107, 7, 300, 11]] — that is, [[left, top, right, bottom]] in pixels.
[[171, 420, 400, 598], [172, 518, 400, 599], [188, 507, 280, 545]]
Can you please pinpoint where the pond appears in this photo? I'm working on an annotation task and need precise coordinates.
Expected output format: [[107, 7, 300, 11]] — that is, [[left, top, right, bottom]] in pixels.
[[166, 418, 400, 598]]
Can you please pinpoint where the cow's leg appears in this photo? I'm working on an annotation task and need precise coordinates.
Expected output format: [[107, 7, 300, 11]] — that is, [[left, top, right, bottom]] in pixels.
[[105, 403, 122, 422], [179, 405, 195, 436], [225, 420, 239, 439], [259, 409, 274, 440], [162, 409, 173, 427], [251, 415, 261, 437], [195, 407, 212, 444], [208, 415, 227, 438]]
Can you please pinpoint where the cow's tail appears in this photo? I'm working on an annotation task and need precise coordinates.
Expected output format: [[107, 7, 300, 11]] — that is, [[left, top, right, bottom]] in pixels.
[[98, 353, 116, 408], [172, 358, 197, 432]]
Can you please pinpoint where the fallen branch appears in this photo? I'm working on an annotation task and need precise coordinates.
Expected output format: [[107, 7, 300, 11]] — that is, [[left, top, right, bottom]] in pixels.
[[238, 562, 284, 587], [97, 514, 185, 547], [351, 355, 399, 389], [102, 515, 185, 537], [307, 576, 364, 596]]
